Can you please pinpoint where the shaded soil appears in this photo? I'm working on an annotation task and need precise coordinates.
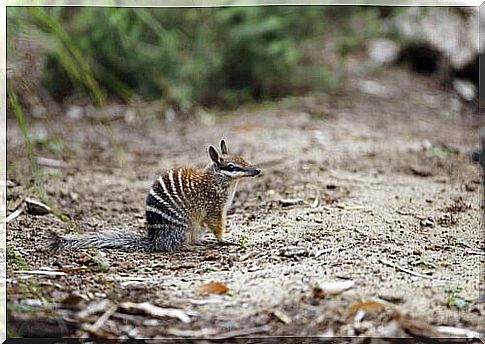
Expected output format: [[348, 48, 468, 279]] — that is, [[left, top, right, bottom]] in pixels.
[[6, 65, 484, 340]]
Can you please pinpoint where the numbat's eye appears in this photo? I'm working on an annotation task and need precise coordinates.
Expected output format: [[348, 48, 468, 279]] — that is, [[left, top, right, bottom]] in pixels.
[[226, 163, 235, 172]]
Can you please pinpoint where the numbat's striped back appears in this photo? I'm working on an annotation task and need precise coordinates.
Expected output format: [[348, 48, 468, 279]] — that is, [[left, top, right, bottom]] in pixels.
[[145, 167, 232, 250], [48, 140, 261, 253]]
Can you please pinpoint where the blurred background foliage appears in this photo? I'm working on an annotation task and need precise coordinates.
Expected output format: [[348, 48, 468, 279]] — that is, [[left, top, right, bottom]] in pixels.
[[7, 6, 398, 110]]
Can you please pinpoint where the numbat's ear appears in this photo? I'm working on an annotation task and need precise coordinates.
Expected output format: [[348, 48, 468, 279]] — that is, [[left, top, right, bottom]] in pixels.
[[208, 146, 220, 164], [220, 139, 228, 155]]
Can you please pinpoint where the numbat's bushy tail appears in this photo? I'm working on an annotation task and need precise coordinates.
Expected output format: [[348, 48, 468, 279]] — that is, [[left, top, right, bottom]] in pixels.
[[48, 227, 186, 252], [49, 140, 261, 253]]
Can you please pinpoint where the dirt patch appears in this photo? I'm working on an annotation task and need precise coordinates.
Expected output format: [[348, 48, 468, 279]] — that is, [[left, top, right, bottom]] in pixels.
[[6, 66, 483, 339]]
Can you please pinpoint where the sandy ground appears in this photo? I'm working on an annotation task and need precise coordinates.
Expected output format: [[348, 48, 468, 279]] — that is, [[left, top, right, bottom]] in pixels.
[[6, 64, 484, 339]]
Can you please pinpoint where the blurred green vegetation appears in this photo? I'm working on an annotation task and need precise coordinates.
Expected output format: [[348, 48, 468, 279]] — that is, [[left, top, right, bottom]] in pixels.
[[7, 6, 397, 109]]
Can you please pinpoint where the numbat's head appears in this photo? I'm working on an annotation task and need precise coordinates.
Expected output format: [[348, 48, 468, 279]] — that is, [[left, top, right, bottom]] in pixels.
[[208, 140, 261, 180]]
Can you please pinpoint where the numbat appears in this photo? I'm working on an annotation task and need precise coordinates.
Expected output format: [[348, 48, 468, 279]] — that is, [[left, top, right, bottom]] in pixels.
[[50, 140, 261, 252]]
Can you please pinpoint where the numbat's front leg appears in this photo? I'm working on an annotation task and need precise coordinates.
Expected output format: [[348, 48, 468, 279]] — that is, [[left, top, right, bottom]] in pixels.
[[205, 212, 226, 242]]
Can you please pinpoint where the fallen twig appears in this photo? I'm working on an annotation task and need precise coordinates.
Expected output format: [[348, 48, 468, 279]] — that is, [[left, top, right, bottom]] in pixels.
[[336, 204, 364, 211], [380, 259, 433, 279], [313, 248, 333, 258], [165, 263, 198, 270], [188, 299, 222, 305], [396, 209, 426, 220], [36, 157, 65, 168], [166, 328, 219, 337], [56, 267, 92, 274], [395, 209, 414, 216], [77, 299, 112, 320], [119, 301, 191, 323], [434, 325, 480, 338], [279, 247, 309, 258], [271, 309, 292, 324], [399, 316, 480, 339], [6, 207, 23, 224], [14, 269, 67, 277], [239, 251, 257, 262], [213, 325, 272, 339], [465, 250, 485, 256], [82, 304, 118, 333]]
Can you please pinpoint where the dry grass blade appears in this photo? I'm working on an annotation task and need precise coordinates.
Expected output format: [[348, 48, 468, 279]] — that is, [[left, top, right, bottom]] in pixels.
[[197, 281, 229, 295], [7, 79, 40, 185], [119, 302, 191, 323], [380, 258, 433, 279]]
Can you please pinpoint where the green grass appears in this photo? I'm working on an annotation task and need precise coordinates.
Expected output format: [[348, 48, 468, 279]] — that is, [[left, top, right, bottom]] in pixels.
[[7, 79, 40, 189], [237, 234, 250, 248], [8, 7, 336, 108], [26, 7, 106, 106], [203, 263, 217, 273], [444, 285, 470, 310], [87, 249, 111, 273], [6, 244, 29, 270], [409, 256, 438, 269]]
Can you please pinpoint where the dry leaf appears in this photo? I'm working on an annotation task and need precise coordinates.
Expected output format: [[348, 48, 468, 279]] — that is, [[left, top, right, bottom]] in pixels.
[[197, 281, 229, 295], [348, 299, 387, 316], [312, 280, 354, 298]]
